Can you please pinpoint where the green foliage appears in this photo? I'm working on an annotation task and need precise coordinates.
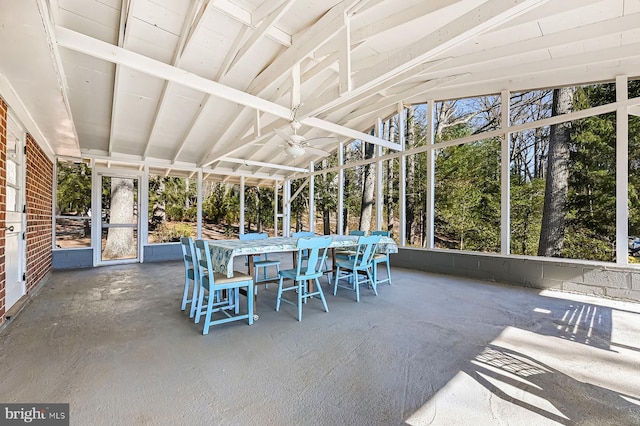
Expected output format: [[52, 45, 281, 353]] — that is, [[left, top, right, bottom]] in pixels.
[[154, 222, 193, 243], [510, 178, 545, 255], [56, 161, 91, 215], [434, 140, 501, 252]]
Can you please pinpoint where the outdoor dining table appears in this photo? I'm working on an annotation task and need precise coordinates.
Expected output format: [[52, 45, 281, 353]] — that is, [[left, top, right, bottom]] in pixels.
[[207, 234, 398, 279]]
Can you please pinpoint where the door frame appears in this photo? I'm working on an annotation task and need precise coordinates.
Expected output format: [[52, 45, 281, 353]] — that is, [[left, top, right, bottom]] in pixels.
[[92, 167, 143, 266], [4, 112, 27, 311]]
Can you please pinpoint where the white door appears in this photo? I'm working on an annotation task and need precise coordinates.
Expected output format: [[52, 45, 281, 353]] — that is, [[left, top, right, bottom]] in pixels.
[[95, 172, 141, 265], [4, 114, 26, 311]]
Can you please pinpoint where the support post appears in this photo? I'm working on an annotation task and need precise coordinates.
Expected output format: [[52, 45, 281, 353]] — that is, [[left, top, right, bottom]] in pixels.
[[616, 75, 629, 265], [426, 100, 435, 248], [398, 102, 406, 247], [501, 90, 511, 255], [239, 175, 245, 235], [338, 142, 344, 235]]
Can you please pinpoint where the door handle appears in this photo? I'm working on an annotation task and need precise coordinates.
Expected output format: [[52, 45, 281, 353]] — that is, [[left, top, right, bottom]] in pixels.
[[5, 226, 14, 232]]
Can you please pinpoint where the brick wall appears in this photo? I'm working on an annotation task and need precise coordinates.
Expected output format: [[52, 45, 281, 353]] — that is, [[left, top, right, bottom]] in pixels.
[[0, 98, 6, 321], [25, 134, 52, 293]]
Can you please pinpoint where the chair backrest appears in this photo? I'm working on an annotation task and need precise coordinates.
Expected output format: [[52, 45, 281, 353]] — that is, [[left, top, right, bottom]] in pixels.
[[193, 239, 215, 288], [239, 232, 268, 241], [180, 237, 197, 277], [371, 230, 389, 237], [292, 231, 315, 238], [295, 236, 332, 279], [349, 230, 366, 236], [352, 235, 381, 269]]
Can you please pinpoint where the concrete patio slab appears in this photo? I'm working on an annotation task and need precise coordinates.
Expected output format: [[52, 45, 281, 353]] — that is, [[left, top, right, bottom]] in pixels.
[[1, 258, 639, 425]]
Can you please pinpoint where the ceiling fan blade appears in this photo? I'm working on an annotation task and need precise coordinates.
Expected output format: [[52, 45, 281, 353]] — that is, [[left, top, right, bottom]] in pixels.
[[305, 146, 331, 157], [274, 128, 294, 144], [304, 136, 338, 145]]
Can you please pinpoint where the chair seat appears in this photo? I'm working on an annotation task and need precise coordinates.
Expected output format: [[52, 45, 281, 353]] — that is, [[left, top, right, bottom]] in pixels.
[[253, 259, 281, 267], [213, 271, 252, 284], [373, 253, 388, 260]]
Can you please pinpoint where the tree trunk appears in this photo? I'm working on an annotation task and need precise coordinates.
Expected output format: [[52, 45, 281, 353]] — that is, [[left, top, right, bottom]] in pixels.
[[538, 87, 573, 257], [104, 178, 135, 258], [323, 209, 330, 235], [359, 141, 376, 231], [405, 106, 416, 244]]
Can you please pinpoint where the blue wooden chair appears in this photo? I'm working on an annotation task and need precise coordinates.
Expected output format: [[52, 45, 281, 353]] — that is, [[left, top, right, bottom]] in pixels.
[[292, 231, 331, 281], [333, 235, 381, 302], [193, 239, 254, 335], [276, 236, 332, 321], [371, 230, 392, 286], [180, 237, 199, 318], [335, 230, 367, 261], [239, 232, 280, 288]]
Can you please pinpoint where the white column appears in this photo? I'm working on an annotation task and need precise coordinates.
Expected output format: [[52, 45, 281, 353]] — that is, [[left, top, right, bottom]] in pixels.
[[239, 175, 245, 235], [501, 90, 511, 255], [338, 142, 344, 235], [376, 117, 383, 230], [426, 99, 435, 248], [197, 169, 203, 239], [398, 102, 406, 247], [309, 161, 315, 233], [616, 75, 629, 265], [284, 179, 291, 237], [140, 164, 149, 263], [274, 182, 279, 237]]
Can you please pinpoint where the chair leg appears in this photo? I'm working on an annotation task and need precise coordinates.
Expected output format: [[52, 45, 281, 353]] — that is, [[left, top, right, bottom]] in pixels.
[[297, 280, 303, 321], [195, 284, 206, 324], [368, 268, 378, 296], [333, 266, 340, 295], [385, 260, 392, 285], [202, 288, 215, 335], [247, 282, 254, 325], [275, 276, 284, 312], [354, 271, 360, 302], [181, 275, 189, 311], [189, 278, 199, 319], [315, 277, 329, 313]]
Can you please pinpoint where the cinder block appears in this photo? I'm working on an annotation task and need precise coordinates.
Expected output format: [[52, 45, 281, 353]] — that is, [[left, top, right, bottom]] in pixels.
[[542, 263, 583, 282], [562, 281, 606, 297], [630, 273, 640, 291], [540, 278, 563, 290], [582, 269, 628, 289], [452, 254, 480, 271], [605, 287, 640, 302]]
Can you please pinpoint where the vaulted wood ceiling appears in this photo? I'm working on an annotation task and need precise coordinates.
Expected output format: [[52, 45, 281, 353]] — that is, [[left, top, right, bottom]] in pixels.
[[1, 0, 640, 185]]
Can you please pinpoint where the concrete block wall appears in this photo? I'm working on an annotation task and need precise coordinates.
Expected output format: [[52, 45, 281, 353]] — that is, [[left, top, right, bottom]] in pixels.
[[52, 248, 93, 270], [392, 248, 640, 302], [0, 98, 6, 321], [25, 134, 52, 292]]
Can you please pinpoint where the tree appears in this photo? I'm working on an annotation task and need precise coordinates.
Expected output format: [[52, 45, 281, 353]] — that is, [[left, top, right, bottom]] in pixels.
[[359, 139, 376, 231], [538, 87, 573, 257]]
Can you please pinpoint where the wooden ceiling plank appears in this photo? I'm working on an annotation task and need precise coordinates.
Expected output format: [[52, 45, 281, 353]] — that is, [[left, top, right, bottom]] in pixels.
[[226, 0, 296, 73]]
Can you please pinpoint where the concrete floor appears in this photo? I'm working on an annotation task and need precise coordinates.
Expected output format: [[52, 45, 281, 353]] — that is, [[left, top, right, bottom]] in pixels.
[[1, 256, 640, 426]]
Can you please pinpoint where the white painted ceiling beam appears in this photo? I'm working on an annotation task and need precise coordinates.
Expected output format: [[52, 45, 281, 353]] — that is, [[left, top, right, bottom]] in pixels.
[[246, 0, 360, 95], [227, 0, 296, 73], [143, 0, 209, 160], [252, 0, 289, 26], [108, 0, 132, 156], [299, 58, 451, 118], [303, 0, 551, 120], [315, 0, 457, 58], [222, 157, 309, 173], [56, 27, 395, 151], [423, 12, 640, 79], [342, 74, 468, 122], [212, 0, 291, 47]]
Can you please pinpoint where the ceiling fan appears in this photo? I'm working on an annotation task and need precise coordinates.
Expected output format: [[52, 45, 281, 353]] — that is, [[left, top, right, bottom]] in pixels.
[[273, 106, 336, 158]]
